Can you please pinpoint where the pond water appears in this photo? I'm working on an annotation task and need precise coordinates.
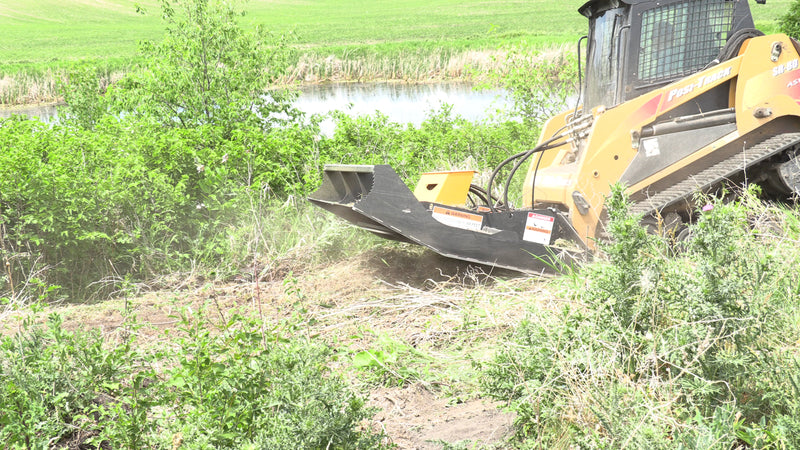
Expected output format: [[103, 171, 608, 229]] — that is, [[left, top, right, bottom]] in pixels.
[[0, 82, 511, 133], [296, 82, 511, 135], [0, 103, 61, 122]]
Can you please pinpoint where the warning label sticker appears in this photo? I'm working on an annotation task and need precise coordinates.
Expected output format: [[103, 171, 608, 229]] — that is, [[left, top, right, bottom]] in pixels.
[[523, 212, 555, 245], [431, 206, 483, 231]]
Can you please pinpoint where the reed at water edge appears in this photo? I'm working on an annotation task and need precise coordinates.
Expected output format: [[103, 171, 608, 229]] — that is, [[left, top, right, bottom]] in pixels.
[[0, 45, 574, 107]]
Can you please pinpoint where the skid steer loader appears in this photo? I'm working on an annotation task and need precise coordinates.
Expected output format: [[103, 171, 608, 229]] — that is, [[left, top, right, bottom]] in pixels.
[[309, 0, 800, 273]]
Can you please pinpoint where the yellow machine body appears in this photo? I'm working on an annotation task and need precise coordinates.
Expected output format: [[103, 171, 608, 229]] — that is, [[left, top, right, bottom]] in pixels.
[[525, 34, 800, 248]]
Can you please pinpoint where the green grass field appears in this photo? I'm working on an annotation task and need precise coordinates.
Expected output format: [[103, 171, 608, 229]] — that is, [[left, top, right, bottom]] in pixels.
[[0, 0, 789, 66], [0, 0, 792, 103], [1, 0, 588, 65]]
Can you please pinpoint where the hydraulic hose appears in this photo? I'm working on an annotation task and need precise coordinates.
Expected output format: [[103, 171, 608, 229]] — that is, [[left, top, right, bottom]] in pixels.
[[468, 184, 500, 209], [485, 127, 569, 212], [484, 149, 531, 212], [704, 29, 765, 70], [718, 28, 764, 61], [501, 137, 567, 210], [529, 150, 545, 208]]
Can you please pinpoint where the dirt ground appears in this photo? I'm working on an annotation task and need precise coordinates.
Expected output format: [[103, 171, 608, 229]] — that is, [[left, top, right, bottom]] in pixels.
[[369, 384, 515, 449], [2, 246, 562, 449]]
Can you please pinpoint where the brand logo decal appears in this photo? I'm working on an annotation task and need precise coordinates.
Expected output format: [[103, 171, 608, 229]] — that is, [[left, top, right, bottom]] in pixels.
[[774, 58, 800, 77], [667, 67, 732, 103]]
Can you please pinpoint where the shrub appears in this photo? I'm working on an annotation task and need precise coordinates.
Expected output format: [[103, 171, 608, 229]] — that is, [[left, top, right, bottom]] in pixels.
[[481, 185, 800, 447], [0, 310, 387, 449], [779, 0, 800, 38], [155, 309, 387, 449], [478, 46, 579, 127], [0, 313, 146, 448], [1, 98, 542, 301], [321, 107, 539, 184]]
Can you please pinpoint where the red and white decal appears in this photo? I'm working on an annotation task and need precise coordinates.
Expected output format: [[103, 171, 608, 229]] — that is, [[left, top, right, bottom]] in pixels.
[[431, 206, 483, 231], [523, 212, 555, 245]]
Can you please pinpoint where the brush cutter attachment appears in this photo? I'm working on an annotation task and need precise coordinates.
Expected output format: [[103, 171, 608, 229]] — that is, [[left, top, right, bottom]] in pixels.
[[308, 164, 588, 273]]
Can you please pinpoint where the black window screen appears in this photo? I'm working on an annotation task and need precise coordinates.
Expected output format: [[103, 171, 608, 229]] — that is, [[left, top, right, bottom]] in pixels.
[[638, 0, 735, 84]]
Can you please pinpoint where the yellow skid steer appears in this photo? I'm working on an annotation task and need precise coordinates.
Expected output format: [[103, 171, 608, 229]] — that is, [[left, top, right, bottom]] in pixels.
[[310, 0, 800, 272]]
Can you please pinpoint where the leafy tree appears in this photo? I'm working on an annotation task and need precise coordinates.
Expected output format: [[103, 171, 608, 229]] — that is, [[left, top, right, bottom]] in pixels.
[[480, 47, 578, 127], [779, 0, 800, 38], [109, 0, 297, 135]]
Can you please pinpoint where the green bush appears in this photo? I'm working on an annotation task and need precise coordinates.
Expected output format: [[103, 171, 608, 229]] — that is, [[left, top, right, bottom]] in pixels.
[[155, 309, 386, 449], [0, 310, 387, 449], [0, 105, 536, 300], [322, 107, 539, 184], [0, 313, 147, 448], [478, 46, 578, 127], [481, 186, 800, 448], [779, 0, 800, 38], [104, 0, 296, 135]]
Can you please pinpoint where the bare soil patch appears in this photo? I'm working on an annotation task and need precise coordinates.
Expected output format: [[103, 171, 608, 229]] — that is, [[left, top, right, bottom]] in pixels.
[[371, 384, 515, 449]]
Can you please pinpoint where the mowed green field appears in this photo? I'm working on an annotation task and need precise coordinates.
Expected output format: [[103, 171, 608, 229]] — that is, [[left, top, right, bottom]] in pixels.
[[2, 0, 788, 67], [1, 0, 584, 66]]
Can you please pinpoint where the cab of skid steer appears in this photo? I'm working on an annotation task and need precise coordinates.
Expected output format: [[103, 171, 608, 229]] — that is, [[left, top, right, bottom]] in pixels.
[[579, 0, 757, 112]]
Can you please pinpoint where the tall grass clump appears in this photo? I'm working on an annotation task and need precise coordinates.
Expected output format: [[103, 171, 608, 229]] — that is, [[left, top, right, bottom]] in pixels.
[[0, 69, 61, 105], [0, 61, 131, 106], [283, 45, 512, 83], [481, 185, 800, 448]]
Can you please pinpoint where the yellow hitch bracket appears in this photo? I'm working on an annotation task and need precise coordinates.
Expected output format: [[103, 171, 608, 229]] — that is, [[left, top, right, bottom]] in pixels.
[[413, 170, 475, 206]]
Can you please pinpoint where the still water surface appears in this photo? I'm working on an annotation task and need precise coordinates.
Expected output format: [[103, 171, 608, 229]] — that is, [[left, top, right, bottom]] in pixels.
[[0, 82, 510, 132], [0, 103, 60, 122]]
